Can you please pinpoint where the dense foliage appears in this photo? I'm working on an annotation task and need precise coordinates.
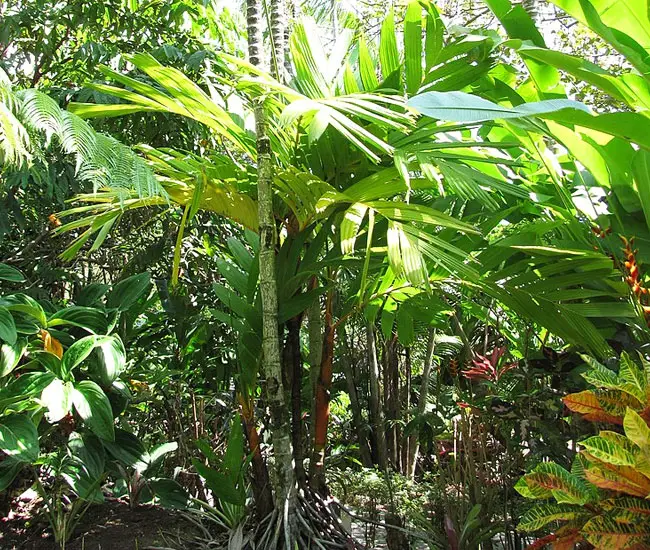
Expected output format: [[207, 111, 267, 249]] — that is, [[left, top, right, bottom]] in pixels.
[[3, 0, 650, 549]]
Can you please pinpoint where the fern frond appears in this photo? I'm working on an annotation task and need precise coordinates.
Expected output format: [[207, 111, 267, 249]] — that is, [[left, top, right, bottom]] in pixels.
[[0, 102, 31, 167], [0, 70, 32, 168], [5, 88, 163, 198]]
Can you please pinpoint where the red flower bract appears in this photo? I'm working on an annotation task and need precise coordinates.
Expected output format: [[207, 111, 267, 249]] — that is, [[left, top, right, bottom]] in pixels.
[[462, 346, 516, 382]]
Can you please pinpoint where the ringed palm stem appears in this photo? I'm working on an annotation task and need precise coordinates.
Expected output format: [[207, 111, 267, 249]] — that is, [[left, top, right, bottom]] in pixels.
[[247, 0, 297, 542]]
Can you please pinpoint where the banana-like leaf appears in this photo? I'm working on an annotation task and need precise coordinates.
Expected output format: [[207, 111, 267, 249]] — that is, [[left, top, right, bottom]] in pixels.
[[408, 91, 589, 123]]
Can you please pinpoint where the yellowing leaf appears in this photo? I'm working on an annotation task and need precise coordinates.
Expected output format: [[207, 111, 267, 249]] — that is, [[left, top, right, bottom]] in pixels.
[[624, 408, 650, 451], [40, 329, 63, 359], [563, 390, 622, 424], [584, 463, 650, 497]]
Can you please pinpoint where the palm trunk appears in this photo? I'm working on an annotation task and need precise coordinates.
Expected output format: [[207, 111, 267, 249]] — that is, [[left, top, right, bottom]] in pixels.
[[309, 289, 334, 494], [307, 289, 323, 445], [367, 322, 388, 470], [247, 0, 295, 523], [401, 346, 412, 475], [341, 325, 373, 467], [238, 393, 273, 518], [286, 315, 307, 487], [406, 329, 435, 478], [384, 335, 400, 470], [270, 0, 286, 79]]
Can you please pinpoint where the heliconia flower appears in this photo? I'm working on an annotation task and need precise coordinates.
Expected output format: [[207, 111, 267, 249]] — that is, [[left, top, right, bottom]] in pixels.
[[462, 347, 516, 382]]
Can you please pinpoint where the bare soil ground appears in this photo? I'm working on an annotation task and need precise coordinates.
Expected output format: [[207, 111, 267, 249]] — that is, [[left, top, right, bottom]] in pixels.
[[1, 499, 199, 550]]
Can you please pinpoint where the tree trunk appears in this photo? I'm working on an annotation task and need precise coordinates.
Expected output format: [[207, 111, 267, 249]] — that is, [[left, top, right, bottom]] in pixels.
[[286, 316, 307, 487], [308, 278, 323, 429], [401, 346, 411, 476], [340, 325, 373, 467], [384, 335, 400, 471], [247, 0, 296, 529], [367, 322, 387, 470], [309, 290, 334, 495], [270, 0, 286, 79], [385, 512, 409, 550], [406, 329, 435, 479], [238, 393, 273, 518]]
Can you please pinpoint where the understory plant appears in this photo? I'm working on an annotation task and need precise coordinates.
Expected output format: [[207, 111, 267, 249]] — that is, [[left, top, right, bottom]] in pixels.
[[516, 352, 650, 549], [0, 268, 183, 546], [191, 414, 249, 530]]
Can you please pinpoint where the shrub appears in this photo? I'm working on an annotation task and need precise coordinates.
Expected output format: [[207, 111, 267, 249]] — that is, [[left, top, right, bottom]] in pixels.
[[516, 351, 650, 549]]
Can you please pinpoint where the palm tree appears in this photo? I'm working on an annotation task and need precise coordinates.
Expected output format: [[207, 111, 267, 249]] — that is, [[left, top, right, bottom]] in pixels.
[[247, 0, 297, 540]]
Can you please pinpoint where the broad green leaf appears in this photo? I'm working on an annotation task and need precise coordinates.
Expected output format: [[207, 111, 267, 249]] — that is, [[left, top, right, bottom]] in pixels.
[[424, 2, 444, 69], [407, 91, 589, 122], [47, 306, 108, 334], [96, 336, 126, 386], [0, 372, 56, 411], [0, 458, 24, 491], [3, 294, 46, 326], [69, 102, 158, 118], [343, 63, 360, 94], [278, 286, 328, 324], [192, 459, 244, 505], [618, 352, 647, 403], [145, 442, 178, 475], [0, 264, 25, 282], [61, 335, 116, 379], [633, 149, 650, 231], [72, 381, 115, 441], [585, 462, 650, 496], [147, 478, 189, 509], [404, 1, 423, 94], [76, 283, 110, 306], [525, 462, 594, 505], [340, 203, 368, 255], [0, 339, 27, 378], [290, 20, 330, 98], [223, 414, 243, 478], [103, 428, 148, 470], [397, 306, 415, 346], [581, 355, 620, 390], [195, 439, 219, 464], [550, 0, 650, 75], [0, 307, 17, 345], [63, 432, 105, 501], [216, 258, 248, 296], [379, 10, 400, 80], [515, 475, 553, 500], [515, 43, 650, 109], [582, 514, 650, 549], [106, 273, 151, 311], [546, 110, 650, 152], [482, 0, 562, 94], [213, 283, 260, 332], [358, 37, 379, 91], [0, 414, 39, 462], [227, 237, 253, 273], [601, 497, 650, 515], [40, 379, 73, 423]]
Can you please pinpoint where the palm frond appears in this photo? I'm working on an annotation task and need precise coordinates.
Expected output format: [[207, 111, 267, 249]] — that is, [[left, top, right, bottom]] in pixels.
[[0, 86, 162, 199]]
